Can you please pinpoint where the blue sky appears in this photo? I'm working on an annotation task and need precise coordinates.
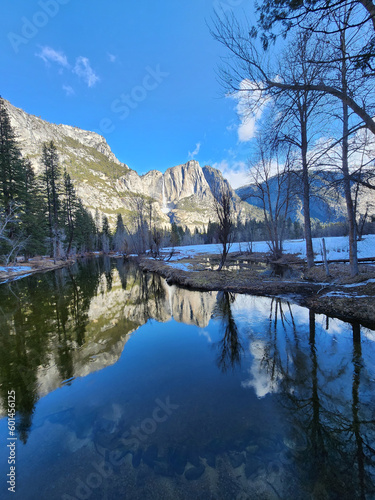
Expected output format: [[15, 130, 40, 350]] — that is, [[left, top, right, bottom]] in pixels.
[[2, 0, 257, 187]]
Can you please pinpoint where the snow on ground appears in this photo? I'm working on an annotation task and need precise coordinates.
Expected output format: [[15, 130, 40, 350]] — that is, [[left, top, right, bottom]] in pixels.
[[163, 234, 375, 262], [325, 292, 372, 298], [0, 266, 32, 272], [341, 278, 375, 287], [167, 262, 193, 272]]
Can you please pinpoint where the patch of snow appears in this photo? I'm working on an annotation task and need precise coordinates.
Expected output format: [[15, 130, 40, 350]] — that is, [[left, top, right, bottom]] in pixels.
[[0, 266, 32, 272], [341, 278, 375, 288], [161, 234, 375, 263], [324, 291, 371, 298], [168, 262, 192, 272]]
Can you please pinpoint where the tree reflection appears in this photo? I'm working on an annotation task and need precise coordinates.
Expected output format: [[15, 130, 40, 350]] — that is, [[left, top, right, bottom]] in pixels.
[[0, 278, 52, 443], [103, 256, 113, 291], [213, 292, 243, 372], [122, 263, 167, 325], [251, 299, 375, 498], [351, 323, 374, 500], [0, 259, 101, 442]]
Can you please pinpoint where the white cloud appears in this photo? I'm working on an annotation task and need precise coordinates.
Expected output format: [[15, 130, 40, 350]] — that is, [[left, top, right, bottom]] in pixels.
[[238, 119, 256, 142], [231, 79, 269, 142], [241, 340, 283, 398], [188, 142, 201, 159], [62, 85, 75, 96], [212, 160, 249, 189], [107, 53, 117, 63], [36, 47, 100, 90], [36, 46, 70, 68], [73, 56, 100, 88]]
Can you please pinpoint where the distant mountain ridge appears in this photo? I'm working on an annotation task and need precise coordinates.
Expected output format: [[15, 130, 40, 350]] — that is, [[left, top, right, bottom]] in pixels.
[[4, 99, 262, 230], [236, 170, 374, 224]]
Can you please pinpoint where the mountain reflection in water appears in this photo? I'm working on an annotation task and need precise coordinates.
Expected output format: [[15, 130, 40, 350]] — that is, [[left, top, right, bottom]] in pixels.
[[0, 257, 374, 500]]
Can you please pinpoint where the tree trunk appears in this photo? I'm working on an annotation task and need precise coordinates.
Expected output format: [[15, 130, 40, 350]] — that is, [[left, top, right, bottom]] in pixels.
[[322, 238, 330, 277], [341, 30, 358, 277], [301, 106, 315, 268], [342, 142, 358, 276]]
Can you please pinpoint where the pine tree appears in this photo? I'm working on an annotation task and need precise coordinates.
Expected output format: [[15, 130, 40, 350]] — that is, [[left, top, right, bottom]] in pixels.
[[113, 213, 128, 254], [115, 213, 125, 234], [102, 215, 110, 237], [170, 223, 181, 247], [74, 201, 96, 253], [94, 208, 101, 250], [63, 169, 79, 256], [22, 161, 47, 258], [41, 141, 62, 261], [0, 98, 39, 262], [0, 98, 27, 234], [101, 215, 111, 253]]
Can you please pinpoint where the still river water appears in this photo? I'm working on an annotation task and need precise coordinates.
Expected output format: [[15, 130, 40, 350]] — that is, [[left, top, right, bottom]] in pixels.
[[0, 257, 374, 500]]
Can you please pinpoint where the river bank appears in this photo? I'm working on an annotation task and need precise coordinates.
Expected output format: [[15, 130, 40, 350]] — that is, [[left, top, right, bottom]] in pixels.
[[138, 252, 375, 326], [2, 249, 374, 326], [0, 257, 77, 284]]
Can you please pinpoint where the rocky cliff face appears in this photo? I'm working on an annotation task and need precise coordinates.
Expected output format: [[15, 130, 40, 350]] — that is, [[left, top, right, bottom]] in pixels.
[[5, 100, 124, 172], [165, 161, 212, 203], [4, 99, 263, 229]]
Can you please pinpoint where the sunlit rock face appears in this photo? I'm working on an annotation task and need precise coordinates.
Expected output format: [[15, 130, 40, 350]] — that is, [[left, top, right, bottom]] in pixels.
[[164, 161, 211, 203], [4, 99, 262, 230], [5, 99, 124, 174]]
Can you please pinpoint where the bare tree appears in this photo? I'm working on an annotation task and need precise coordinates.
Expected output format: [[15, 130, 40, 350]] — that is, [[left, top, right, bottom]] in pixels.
[[273, 31, 331, 267], [249, 136, 294, 260], [213, 183, 234, 271], [210, 10, 375, 137], [0, 204, 27, 265], [254, 0, 375, 76], [337, 8, 359, 275], [316, 7, 374, 275]]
